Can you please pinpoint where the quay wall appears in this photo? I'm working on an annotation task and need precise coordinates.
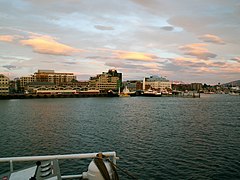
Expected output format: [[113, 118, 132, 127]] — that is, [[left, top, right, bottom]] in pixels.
[[0, 93, 111, 99], [0, 92, 200, 99]]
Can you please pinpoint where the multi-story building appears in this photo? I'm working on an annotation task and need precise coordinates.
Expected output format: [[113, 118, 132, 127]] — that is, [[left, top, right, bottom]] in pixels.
[[19, 70, 77, 91], [89, 69, 122, 91], [143, 75, 172, 92], [0, 74, 9, 95], [172, 83, 191, 91], [123, 80, 143, 92], [34, 70, 76, 85], [20, 75, 36, 89], [191, 83, 203, 92]]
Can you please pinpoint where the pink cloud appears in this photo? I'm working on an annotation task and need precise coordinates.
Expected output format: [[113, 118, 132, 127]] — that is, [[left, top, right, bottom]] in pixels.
[[0, 35, 19, 42], [142, 63, 160, 69], [199, 34, 225, 44], [20, 35, 84, 56], [179, 43, 217, 60], [114, 51, 157, 61], [172, 56, 240, 75], [231, 57, 240, 63], [94, 48, 159, 62]]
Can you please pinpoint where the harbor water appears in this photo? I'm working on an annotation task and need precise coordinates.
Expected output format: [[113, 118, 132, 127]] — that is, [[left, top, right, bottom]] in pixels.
[[0, 94, 240, 179]]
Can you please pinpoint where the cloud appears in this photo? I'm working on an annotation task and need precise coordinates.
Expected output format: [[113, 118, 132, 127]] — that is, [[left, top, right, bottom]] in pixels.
[[161, 26, 174, 31], [105, 61, 161, 73], [0, 0, 239, 84], [85, 55, 115, 61], [94, 25, 114, 31], [63, 61, 77, 65], [0, 35, 19, 42], [173, 57, 227, 68], [0, 55, 30, 61], [113, 50, 158, 61], [199, 34, 225, 44], [2, 65, 17, 70], [167, 56, 240, 80], [92, 48, 159, 62], [173, 57, 207, 68], [106, 62, 143, 69], [20, 35, 83, 56], [231, 57, 240, 63], [179, 43, 217, 60]]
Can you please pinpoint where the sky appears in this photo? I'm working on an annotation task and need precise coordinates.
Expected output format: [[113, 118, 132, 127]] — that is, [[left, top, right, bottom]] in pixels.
[[0, 0, 239, 84]]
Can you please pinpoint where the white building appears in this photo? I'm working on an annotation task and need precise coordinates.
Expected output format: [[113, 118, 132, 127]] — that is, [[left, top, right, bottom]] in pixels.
[[0, 74, 9, 95], [144, 75, 172, 92]]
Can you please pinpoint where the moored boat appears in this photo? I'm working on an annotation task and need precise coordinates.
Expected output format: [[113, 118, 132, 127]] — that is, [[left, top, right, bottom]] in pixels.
[[229, 92, 239, 96], [142, 89, 162, 97]]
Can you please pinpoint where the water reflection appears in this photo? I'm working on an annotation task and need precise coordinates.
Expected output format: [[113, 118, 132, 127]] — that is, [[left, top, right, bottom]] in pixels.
[[0, 95, 240, 179]]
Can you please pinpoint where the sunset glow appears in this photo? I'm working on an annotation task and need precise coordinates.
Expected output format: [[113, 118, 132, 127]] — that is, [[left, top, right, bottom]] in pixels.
[[20, 36, 82, 56]]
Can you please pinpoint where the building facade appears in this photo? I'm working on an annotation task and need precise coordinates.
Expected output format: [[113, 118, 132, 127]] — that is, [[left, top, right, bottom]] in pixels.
[[89, 69, 122, 91], [0, 74, 9, 95], [19, 70, 77, 90], [191, 83, 203, 91], [20, 76, 36, 89], [144, 75, 172, 92], [123, 80, 143, 92], [34, 70, 76, 85]]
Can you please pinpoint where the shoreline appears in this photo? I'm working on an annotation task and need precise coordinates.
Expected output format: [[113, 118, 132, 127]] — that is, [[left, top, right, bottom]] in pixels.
[[0, 92, 201, 99], [0, 93, 115, 99]]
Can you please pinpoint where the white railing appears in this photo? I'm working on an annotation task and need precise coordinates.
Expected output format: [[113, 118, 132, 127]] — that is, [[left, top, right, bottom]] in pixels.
[[0, 151, 117, 179]]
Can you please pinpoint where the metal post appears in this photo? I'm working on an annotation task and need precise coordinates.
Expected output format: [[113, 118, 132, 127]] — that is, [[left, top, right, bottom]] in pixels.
[[112, 151, 118, 165], [10, 160, 13, 172]]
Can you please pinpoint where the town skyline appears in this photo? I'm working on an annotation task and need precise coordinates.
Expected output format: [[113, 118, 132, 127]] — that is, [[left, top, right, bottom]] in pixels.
[[0, 0, 239, 84], [2, 68, 239, 86]]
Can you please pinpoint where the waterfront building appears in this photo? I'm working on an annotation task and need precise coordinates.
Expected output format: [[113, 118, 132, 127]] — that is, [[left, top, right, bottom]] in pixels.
[[25, 82, 56, 94], [231, 86, 240, 91], [0, 74, 9, 95], [34, 70, 76, 85], [60, 81, 89, 91], [34, 88, 77, 95], [89, 69, 122, 91], [143, 75, 172, 92], [13, 78, 21, 93], [19, 70, 77, 91], [9, 80, 17, 94], [24, 81, 79, 95], [20, 75, 36, 89], [191, 83, 203, 92], [172, 83, 191, 91], [123, 80, 143, 92], [172, 83, 203, 92]]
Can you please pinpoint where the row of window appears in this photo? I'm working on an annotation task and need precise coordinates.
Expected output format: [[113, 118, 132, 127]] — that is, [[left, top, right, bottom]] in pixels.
[[97, 86, 117, 88]]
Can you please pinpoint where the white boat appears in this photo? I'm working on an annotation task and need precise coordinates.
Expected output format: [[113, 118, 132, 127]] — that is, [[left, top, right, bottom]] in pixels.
[[0, 152, 119, 180], [229, 92, 239, 96], [142, 89, 162, 97]]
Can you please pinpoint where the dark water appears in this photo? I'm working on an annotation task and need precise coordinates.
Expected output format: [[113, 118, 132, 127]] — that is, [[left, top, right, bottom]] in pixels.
[[0, 95, 240, 179]]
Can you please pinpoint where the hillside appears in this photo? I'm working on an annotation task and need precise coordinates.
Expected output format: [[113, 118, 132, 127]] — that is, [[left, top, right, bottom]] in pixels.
[[222, 80, 240, 87]]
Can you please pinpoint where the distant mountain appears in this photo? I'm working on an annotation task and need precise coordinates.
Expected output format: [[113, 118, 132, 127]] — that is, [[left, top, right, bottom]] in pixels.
[[222, 80, 240, 87]]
